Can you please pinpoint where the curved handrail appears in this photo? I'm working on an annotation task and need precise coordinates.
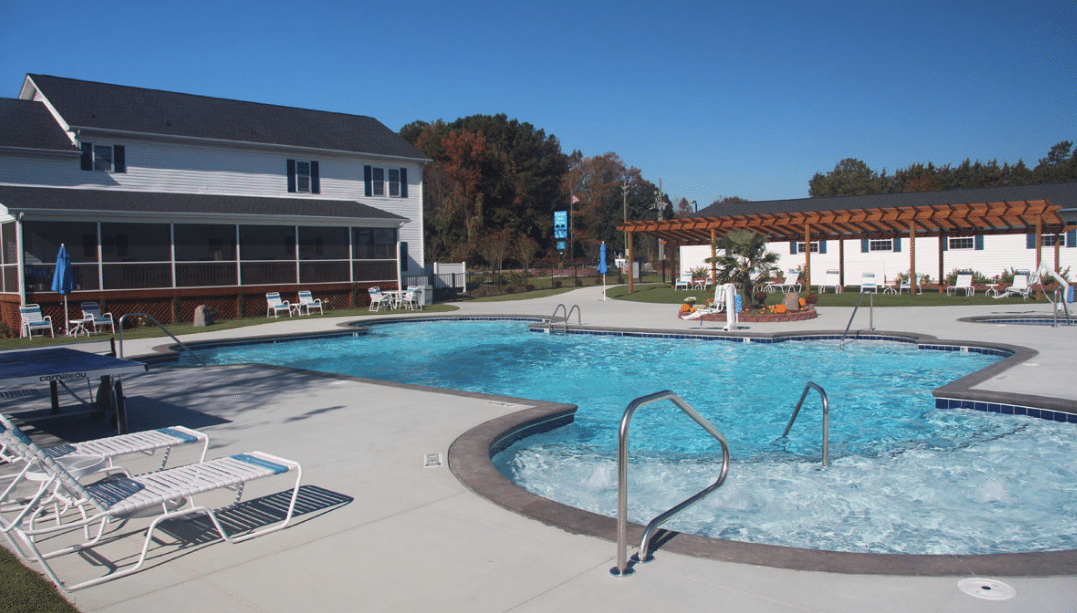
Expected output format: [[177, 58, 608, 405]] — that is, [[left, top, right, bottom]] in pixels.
[[117, 313, 206, 366], [780, 381, 830, 466], [548, 304, 581, 333], [610, 390, 730, 577], [840, 291, 874, 349]]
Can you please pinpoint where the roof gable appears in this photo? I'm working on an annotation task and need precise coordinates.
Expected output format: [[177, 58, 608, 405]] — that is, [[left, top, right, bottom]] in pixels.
[[0, 98, 79, 153], [23, 74, 429, 161]]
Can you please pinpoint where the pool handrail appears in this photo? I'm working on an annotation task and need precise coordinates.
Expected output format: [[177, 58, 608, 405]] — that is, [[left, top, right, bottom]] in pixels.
[[780, 381, 830, 467], [548, 303, 581, 334], [610, 390, 730, 577], [840, 290, 874, 348], [117, 313, 206, 365]]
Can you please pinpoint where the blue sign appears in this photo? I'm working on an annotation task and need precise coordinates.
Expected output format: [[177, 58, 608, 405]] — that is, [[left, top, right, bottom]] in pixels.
[[556, 241, 566, 251], [553, 211, 568, 239]]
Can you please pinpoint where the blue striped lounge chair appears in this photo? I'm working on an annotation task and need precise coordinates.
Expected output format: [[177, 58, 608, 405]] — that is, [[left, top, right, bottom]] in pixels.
[[19, 304, 53, 338], [0, 419, 301, 591]]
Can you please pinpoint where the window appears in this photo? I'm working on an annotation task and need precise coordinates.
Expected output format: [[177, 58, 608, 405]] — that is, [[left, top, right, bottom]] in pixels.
[[869, 239, 892, 252], [364, 166, 408, 198], [371, 167, 385, 196], [948, 237, 974, 250], [1042, 234, 1067, 247], [286, 159, 320, 193], [80, 143, 125, 172], [796, 241, 820, 253]]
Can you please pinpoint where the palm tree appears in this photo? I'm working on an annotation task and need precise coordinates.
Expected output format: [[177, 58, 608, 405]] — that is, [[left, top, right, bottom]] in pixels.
[[705, 230, 779, 306]]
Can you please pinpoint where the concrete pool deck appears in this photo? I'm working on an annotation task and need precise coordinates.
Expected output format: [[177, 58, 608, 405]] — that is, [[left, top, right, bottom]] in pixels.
[[4, 287, 1076, 612]]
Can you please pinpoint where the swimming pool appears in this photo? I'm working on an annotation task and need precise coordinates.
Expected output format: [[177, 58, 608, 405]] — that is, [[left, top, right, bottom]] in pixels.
[[194, 319, 1077, 555]]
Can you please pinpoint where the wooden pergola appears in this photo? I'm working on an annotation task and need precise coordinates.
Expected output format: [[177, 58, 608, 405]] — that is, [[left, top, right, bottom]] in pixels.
[[618, 194, 1073, 295]]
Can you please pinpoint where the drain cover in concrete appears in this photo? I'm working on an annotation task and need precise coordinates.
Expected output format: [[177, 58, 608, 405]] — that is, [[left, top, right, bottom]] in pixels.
[[957, 578, 1017, 601]]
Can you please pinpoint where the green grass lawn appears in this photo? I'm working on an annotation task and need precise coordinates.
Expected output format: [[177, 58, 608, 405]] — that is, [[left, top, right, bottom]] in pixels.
[[0, 547, 79, 613], [608, 282, 1051, 307]]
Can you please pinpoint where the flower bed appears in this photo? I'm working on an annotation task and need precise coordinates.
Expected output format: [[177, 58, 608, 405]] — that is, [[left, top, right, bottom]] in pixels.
[[678, 305, 817, 323]]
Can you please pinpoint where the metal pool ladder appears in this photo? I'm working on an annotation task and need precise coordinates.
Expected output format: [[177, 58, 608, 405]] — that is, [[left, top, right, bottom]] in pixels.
[[610, 390, 730, 577], [117, 313, 206, 365], [780, 382, 830, 466], [548, 303, 581, 333], [840, 290, 874, 348]]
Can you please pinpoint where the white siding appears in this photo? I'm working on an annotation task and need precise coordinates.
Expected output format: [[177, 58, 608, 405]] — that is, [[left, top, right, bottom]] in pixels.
[[1, 134, 426, 269], [681, 235, 1077, 287]]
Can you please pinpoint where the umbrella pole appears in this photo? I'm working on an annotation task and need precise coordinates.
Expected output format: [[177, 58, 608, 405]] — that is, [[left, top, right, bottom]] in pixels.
[[603, 274, 606, 300], [63, 295, 70, 336]]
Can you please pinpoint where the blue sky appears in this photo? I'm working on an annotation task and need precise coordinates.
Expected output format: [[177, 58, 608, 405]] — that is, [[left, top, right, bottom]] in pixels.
[[2, 0, 1074, 205]]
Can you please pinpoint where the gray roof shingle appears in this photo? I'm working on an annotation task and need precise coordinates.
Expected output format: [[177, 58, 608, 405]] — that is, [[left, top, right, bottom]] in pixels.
[[0, 185, 408, 223], [24, 74, 429, 161], [694, 183, 1077, 218], [0, 98, 81, 153]]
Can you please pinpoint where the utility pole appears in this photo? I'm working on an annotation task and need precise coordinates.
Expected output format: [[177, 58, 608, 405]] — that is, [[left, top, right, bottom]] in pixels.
[[622, 180, 628, 259]]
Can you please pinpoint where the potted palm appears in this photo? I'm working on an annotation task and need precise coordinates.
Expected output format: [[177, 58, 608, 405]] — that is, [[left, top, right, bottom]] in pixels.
[[705, 230, 779, 309]]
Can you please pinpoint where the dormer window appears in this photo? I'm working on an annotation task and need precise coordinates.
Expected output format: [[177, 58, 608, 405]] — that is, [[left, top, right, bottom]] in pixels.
[[80, 143, 125, 173], [287, 159, 320, 193]]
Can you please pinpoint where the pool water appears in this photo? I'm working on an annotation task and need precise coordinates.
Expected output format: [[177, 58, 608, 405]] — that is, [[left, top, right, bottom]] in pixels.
[[197, 320, 1077, 555]]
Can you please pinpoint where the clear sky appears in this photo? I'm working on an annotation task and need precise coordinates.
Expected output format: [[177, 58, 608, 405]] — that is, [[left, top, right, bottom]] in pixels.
[[2, 0, 1074, 206]]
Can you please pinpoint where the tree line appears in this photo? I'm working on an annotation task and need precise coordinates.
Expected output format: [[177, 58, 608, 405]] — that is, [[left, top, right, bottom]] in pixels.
[[400, 113, 1075, 268], [808, 141, 1077, 197]]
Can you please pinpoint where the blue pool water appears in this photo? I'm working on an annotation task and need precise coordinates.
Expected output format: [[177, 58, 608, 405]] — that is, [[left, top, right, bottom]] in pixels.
[[196, 320, 1077, 555]]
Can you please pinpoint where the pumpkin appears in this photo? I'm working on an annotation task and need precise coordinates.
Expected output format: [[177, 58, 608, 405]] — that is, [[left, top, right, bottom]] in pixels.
[[773, 304, 787, 314]]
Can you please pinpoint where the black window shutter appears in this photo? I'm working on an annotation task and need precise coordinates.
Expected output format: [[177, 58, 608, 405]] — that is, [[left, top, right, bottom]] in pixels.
[[113, 145, 126, 173], [860, 239, 869, 253], [819, 240, 827, 254], [364, 165, 373, 197], [80, 143, 93, 170], [942, 237, 948, 251], [975, 235, 984, 250], [287, 159, 297, 192], [789, 241, 797, 254], [1068, 229, 1076, 248], [310, 161, 320, 193], [1027, 233, 1036, 249], [893, 237, 901, 252], [400, 168, 408, 198]]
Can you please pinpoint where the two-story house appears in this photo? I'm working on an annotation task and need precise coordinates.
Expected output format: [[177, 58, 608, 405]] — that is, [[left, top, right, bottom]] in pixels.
[[0, 74, 429, 332]]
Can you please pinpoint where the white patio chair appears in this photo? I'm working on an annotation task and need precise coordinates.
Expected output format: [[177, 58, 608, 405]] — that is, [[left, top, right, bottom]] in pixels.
[[79, 302, 115, 334], [368, 287, 389, 311], [946, 272, 975, 297], [817, 269, 842, 293], [19, 304, 53, 338], [782, 269, 802, 293], [0, 419, 301, 591], [998, 270, 1033, 299], [674, 273, 692, 291], [297, 290, 323, 315], [897, 274, 923, 294], [400, 287, 420, 310], [859, 272, 878, 293], [265, 292, 292, 318]]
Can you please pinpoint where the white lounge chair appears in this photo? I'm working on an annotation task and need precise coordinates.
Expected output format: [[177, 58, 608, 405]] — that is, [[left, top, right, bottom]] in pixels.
[[781, 269, 802, 293], [947, 272, 975, 297], [674, 273, 692, 291], [19, 304, 53, 338], [817, 269, 842, 293], [0, 419, 301, 591], [859, 272, 878, 294], [296, 291, 323, 315], [265, 292, 292, 318], [79, 302, 115, 334], [998, 270, 1033, 299]]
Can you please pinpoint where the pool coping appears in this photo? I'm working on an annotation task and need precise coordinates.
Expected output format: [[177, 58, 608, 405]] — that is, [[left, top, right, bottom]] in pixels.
[[144, 314, 1077, 576]]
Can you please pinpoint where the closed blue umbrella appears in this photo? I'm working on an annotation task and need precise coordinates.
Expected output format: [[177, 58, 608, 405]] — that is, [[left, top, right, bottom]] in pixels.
[[51, 243, 75, 334], [598, 242, 608, 301]]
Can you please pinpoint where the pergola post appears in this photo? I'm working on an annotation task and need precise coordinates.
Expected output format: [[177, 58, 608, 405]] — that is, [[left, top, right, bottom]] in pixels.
[[908, 222, 916, 293], [937, 234, 945, 294], [803, 225, 811, 293], [1035, 217, 1043, 299], [839, 239, 844, 290], [710, 229, 717, 283], [627, 231, 634, 294]]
